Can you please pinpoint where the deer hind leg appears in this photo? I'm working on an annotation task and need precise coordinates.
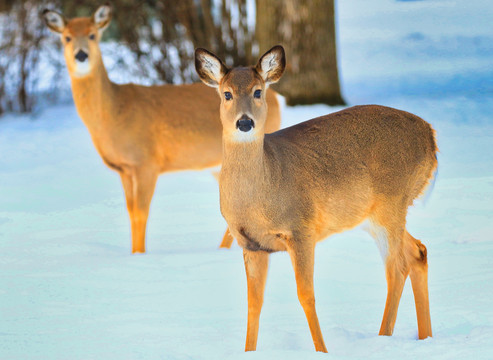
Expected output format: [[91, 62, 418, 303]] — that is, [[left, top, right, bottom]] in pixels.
[[121, 167, 158, 253], [369, 208, 410, 337], [243, 249, 269, 351], [287, 241, 327, 353], [405, 231, 432, 339], [212, 170, 235, 248]]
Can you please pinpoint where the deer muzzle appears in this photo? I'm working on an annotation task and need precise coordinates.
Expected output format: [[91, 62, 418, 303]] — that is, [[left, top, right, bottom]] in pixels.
[[75, 49, 88, 62], [236, 115, 255, 132]]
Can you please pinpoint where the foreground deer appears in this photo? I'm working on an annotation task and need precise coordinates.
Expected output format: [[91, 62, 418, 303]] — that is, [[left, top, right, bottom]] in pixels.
[[42, 5, 280, 253], [195, 45, 437, 352]]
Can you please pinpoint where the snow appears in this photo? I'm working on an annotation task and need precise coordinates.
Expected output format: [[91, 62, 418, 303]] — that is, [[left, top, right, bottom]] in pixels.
[[1, 0, 493, 359]]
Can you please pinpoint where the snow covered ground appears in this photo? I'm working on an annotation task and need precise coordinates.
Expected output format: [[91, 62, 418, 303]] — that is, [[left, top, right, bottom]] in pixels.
[[1, 0, 493, 359]]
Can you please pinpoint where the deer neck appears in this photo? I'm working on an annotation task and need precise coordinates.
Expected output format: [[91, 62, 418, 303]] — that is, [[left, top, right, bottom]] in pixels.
[[69, 55, 115, 133], [220, 136, 272, 201], [222, 136, 266, 172]]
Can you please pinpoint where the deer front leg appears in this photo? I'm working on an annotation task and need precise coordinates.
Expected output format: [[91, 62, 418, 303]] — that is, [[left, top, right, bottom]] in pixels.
[[220, 228, 234, 248], [287, 241, 327, 353], [120, 172, 138, 251], [122, 167, 158, 254], [120, 171, 134, 219], [243, 249, 269, 351]]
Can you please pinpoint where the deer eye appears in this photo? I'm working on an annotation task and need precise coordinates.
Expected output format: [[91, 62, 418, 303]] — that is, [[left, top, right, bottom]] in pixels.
[[89, 34, 96, 40], [65, 36, 71, 42], [224, 92, 233, 101], [254, 89, 261, 99]]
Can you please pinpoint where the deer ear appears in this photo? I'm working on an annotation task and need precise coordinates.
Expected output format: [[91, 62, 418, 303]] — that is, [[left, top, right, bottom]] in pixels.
[[93, 4, 112, 32], [195, 48, 228, 88], [256, 45, 286, 86], [42, 9, 66, 34]]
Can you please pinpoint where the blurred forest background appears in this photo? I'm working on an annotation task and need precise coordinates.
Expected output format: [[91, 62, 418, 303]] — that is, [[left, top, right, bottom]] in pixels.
[[0, 0, 345, 115]]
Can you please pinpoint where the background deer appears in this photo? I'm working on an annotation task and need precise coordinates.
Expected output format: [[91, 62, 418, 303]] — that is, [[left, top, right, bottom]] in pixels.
[[42, 4, 281, 253], [195, 45, 437, 352]]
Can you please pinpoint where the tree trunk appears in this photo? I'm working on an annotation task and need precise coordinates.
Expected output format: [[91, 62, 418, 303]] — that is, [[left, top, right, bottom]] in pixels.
[[256, 0, 345, 106], [18, 2, 30, 113]]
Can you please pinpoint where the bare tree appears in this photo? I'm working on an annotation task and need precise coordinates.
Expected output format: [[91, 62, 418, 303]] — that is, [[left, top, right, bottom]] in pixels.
[[0, 0, 15, 13], [0, 1, 50, 113], [111, 0, 256, 83]]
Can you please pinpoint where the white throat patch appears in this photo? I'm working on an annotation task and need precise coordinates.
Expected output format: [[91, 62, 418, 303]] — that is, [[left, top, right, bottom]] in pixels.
[[73, 60, 91, 77], [231, 128, 258, 143]]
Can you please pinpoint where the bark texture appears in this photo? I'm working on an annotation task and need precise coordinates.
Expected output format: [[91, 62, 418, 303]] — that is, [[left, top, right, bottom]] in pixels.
[[256, 0, 345, 106]]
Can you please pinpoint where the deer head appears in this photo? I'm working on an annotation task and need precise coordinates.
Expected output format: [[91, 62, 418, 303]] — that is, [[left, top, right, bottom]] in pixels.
[[195, 46, 285, 143], [42, 4, 112, 78]]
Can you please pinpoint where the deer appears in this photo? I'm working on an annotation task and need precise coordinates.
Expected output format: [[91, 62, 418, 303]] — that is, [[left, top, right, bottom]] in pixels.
[[41, 4, 281, 253], [195, 45, 437, 352]]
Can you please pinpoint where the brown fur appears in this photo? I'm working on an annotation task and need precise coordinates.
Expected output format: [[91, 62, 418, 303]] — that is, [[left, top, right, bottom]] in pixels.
[[221, 106, 437, 252], [43, 7, 281, 253], [196, 46, 436, 352]]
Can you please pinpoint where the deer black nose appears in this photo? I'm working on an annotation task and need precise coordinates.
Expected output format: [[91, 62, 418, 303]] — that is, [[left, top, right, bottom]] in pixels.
[[75, 50, 88, 62], [236, 115, 255, 132]]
